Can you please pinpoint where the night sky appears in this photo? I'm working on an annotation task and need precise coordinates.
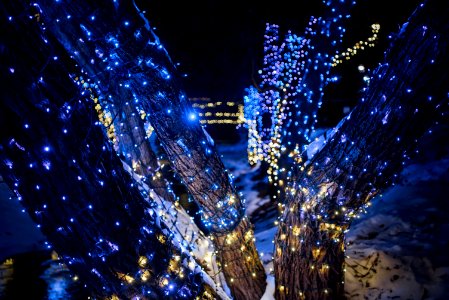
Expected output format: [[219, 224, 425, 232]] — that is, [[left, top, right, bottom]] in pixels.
[[141, 0, 422, 101]]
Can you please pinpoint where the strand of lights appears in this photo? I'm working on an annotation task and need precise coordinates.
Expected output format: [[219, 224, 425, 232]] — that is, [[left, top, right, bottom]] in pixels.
[[191, 99, 244, 125], [244, 0, 356, 199], [243, 86, 264, 165], [332, 24, 380, 67], [199, 112, 242, 118], [74, 76, 117, 144], [200, 119, 242, 125], [192, 101, 239, 109]]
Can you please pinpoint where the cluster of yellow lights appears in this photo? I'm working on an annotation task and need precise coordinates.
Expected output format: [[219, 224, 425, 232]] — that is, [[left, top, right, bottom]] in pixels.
[[93, 100, 116, 142], [190, 98, 244, 125], [157, 233, 167, 244], [116, 272, 135, 284], [192, 101, 238, 109], [138, 256, 148, 268], [266, 97, 286, 186], [1, 258, 13, 266], [332, 24, 380, 67], [75, 77, 117, 143], [113, 253, 188, 291], [196, 290, 215, 300], [319, 222, 344, 232], [245, 230, 255, 242], [246, 119, 264, 165], [200, 119, 242, 124], [198, 112, 241, 117]]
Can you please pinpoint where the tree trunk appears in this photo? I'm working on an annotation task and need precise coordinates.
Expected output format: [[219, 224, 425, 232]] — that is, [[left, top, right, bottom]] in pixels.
[[214, 217, 267, 300], [0, 3, 217, 299], [274, 1, 449, 299], [14, 0, 267, 298], [114, 91, 177, 203]]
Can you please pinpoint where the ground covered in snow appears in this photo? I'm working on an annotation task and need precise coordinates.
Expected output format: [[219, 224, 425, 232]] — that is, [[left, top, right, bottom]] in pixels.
[[1, 124, 449, 299]]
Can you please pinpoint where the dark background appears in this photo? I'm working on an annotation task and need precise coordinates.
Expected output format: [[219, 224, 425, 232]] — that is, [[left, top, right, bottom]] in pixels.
[[141, 0, 422, 105]]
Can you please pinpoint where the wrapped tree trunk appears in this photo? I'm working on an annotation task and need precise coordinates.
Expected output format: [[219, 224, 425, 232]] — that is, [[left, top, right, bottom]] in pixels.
[[0, 3, 218, 299], [112, 89, 177, 203], [274, 1, 449, 299], [12, 0, 266, 298]]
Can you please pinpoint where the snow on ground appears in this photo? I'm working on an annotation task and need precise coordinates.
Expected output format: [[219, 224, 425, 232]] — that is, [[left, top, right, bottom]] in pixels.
[[217, 126, 449, 300], [345, 156, 449, 299]]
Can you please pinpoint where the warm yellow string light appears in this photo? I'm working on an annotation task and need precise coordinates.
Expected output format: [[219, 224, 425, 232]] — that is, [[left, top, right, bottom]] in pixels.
[[332, 24, 380, 67]]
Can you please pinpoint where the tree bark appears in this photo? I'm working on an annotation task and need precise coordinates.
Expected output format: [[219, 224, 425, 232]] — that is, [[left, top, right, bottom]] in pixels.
[[0, 3, 218, 299], [113, 89, 177, 203], [274, 1, 449, 299], [214, 217, 267, 300], [8, 0, 267, 298]]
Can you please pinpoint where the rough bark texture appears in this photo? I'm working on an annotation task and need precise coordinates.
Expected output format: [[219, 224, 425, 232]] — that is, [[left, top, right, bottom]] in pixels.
[[275, 1, 449, 299], [6, 0, 267, 298], [0, 4, 213, 299], [114, 93, 176, 203], [214, 217, 267, 300]]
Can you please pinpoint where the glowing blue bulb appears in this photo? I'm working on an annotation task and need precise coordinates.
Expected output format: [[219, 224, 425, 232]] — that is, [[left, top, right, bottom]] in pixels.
[[44, 146, 50, 152], [189, 113, 196, 120]]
